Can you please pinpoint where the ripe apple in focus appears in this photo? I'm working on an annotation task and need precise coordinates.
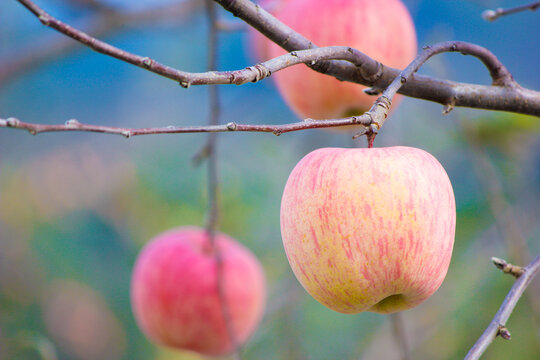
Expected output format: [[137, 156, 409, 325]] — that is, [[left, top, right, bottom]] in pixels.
[[131, 227, 266, 356], [280, 147, 455, 314], [249, 0, 417, 120]]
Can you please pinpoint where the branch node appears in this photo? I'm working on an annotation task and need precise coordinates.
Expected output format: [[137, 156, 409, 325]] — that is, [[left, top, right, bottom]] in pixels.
[[497, 325, 512, 340], [247, 64, 271, 83], [38, 14, 50, 26], [179, 81, 191, 89], [491, 257, 525, 278], [6, 117, 20, 127], [226, 122, 237, 131], [370, 122, 380, 134], [122, 130, 132, 138], [65, 119, 81, 128], [141, 57, 154, 68], [352, 126, 368, 139], [363, 87, 381, 96], [272, 128, 282, 136], [442, 103, 455, 115]]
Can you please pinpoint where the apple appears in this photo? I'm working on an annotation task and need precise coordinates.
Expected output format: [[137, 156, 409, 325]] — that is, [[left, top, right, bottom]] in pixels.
[[131, 226, 266, 356], [280, 146, 455, 314], [249, 0, 417, 120]]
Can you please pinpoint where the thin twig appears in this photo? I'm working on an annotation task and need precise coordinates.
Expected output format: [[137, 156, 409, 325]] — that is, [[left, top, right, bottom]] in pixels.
[[214, 0, 540, 115], [461, 132, 540, 327], [0, 116, 373, 136], [350, 41, 518, 140], [0, 39, 535, 138], [1, 0, 201, 85], [204, 1, 241, 358], [482, 1, 540, 21], [15, 0, 540, 116], [465, 253, 540, 359], [492, 257, 525, 278]]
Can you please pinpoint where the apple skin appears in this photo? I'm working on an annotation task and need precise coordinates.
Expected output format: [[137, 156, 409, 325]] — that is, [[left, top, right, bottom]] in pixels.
[[131, 227, 266, 356], [280, 147, 455, 314], [250, 0, 417, 120]]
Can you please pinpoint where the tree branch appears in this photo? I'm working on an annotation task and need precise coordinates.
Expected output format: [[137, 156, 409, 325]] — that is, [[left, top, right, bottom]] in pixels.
[[482, 1, 540, 21], [465, 254, 540, 360], [1, 39, 538, 138], [0, 116, 373, 137], [14, 0, 540, 117], [1, 0, 201, 85], [214, 0, 540, 116]]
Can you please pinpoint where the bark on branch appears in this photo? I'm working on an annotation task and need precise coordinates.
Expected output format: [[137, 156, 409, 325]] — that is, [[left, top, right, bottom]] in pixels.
[[13, 0, 540, 118]]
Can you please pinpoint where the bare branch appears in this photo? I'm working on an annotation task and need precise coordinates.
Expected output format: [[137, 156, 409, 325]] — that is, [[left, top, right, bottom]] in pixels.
[[1, 37, 538, 139], [482, 1, 540, 21], [214, 0, 540, 116], [14, 0, 540, 117], [465, 254, 540, 360], [0, 116, 372, 137], [1, 0, 201, 85], [0, 41, 537, 138]]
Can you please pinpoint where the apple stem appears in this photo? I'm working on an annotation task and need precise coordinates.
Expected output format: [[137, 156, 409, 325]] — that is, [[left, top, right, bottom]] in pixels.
[[367, 132, 376, 148]]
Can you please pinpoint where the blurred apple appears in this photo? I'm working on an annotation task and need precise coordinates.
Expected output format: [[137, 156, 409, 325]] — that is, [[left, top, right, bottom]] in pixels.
[[280, 147, 455, 313], [249, 0, 417, 120], [131, 227, 266, 356]]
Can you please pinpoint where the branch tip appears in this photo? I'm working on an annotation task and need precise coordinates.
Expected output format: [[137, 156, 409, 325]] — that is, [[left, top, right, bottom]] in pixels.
[[65, 119, 81, 128], [491, 257, 525, 278], [482, 9, 498, 21], [497, 325, 512, 340], [442, 103, 454, 115], [363, 87, 381, 96], [482, 2, 540, 22]]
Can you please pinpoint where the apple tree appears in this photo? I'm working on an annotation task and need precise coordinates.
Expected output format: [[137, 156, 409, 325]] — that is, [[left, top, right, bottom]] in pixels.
[[0, 0, 539, 359]]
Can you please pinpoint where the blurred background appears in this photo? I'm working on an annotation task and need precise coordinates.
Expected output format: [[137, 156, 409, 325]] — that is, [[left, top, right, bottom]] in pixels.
[[1, 0, 540, 359]]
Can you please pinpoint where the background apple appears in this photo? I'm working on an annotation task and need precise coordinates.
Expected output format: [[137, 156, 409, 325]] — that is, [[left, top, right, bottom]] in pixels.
[[249, 0, 417, 120], [280, 147, 455, 314], [131, 226, 266, 356]]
